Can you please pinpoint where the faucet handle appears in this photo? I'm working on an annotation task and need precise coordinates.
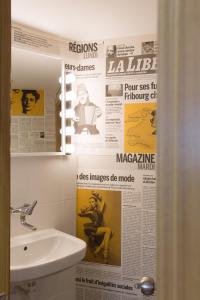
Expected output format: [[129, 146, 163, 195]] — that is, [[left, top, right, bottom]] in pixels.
[[24, 200, 37, 215], [10, 201, 37, 215]]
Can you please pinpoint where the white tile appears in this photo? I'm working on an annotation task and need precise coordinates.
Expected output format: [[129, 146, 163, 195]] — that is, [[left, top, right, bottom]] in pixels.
[[11, 155, 77, 206], [36, 267, 75, 300], [11, 199, 76, 237]]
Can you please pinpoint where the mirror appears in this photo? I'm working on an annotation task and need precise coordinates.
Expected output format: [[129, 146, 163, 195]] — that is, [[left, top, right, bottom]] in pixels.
[[11, 47, 62, 154]]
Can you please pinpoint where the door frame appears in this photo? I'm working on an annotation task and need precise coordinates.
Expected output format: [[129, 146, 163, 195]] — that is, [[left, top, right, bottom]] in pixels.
[[0, 0, 11, 297], [157, 0, 200, 299]]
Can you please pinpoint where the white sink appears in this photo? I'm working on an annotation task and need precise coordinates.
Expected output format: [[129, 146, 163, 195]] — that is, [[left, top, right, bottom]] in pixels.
[[11, 228, 86, 282]]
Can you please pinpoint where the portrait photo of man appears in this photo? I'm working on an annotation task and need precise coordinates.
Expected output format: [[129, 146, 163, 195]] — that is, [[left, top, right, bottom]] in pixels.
[[21, 90, 40, 114], [11, 89, 44, 116], [106, 45, 117, 58], [142, 41, 155, 54]]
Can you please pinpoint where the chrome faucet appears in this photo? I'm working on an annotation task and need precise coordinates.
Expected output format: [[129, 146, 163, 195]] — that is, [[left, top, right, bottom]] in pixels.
[[10, 201, 37, 231]]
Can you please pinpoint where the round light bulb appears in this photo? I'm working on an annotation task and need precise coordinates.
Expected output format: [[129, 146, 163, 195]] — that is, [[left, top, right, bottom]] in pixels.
[[65, 73, 76, 84], [65, 144, 75, 154], [66, 91, 75, 100]]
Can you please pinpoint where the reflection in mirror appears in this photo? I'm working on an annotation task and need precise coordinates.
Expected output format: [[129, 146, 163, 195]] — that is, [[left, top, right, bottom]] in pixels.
[[11, 47, 62, 154]]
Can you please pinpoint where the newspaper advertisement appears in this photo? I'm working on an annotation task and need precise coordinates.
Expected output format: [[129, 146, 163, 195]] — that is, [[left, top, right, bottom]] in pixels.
[[76, 168, 156, 300], [68, 35, 157, 154]]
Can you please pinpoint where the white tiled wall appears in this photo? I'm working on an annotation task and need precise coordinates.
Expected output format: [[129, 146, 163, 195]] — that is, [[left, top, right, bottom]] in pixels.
[[11, 154, 77, 300], [11, 267, 75, 300], [11, 155, 77, 236]]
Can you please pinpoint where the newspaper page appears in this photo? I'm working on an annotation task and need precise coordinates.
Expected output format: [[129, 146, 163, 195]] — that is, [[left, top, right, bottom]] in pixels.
[[12, 22, 61, 57], [74, 34, 157, 300], [76, 168, 156, 300], [10, 88, 57, 153], [68, 35, 157, 155], [64, 40, 105, 151]]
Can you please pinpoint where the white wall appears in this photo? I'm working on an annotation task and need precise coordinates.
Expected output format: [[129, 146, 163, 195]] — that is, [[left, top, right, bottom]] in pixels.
[[11, 155, 77, 236], [12, 0, 158, 41], [10, 155, 77, 300], [11, 267, 76, 300]]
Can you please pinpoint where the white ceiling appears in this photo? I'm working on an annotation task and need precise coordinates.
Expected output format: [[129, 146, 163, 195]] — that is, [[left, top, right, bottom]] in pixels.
[[11, 0, 158, 41]]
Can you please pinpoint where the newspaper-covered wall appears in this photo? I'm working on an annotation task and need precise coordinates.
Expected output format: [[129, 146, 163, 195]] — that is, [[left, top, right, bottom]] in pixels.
[[12, 22, 61, 57], [66, 35, 157, 300], [11, 24, 157, 298], [76, 167, 156, 300], [64, 36, 157, 156]]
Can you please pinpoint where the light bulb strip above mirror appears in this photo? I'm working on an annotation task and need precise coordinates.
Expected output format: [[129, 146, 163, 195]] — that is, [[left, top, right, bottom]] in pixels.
[[60, 69, 76, 155]]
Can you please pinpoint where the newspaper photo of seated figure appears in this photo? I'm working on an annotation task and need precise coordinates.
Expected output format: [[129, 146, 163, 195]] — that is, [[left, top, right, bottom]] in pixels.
[[77, 189, 121, 266], [74, 83, 102, 135]]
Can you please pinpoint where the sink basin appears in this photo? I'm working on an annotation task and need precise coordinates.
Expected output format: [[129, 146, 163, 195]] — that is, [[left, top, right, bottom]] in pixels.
[[11, 228, 86, 282]]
